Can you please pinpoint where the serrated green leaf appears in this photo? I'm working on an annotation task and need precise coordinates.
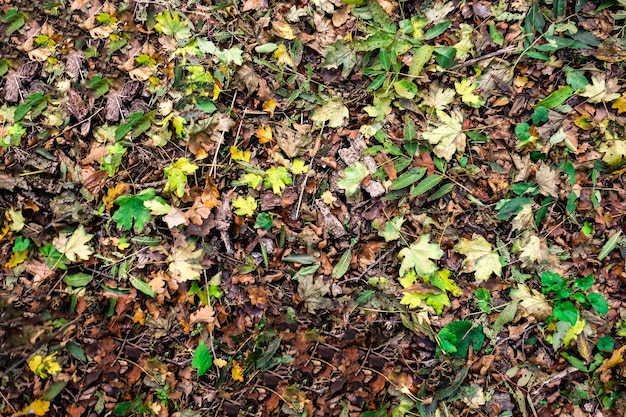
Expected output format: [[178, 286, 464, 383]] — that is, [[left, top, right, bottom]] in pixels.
[[192, 341, 213, 377], [113, 189, 155, 232]]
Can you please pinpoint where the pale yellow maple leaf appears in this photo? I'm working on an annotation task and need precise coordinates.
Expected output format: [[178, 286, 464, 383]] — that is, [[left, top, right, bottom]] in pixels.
[[311, 98, 349, 128], [511, 203, 534, 231], [8, 209, 25, 231], [53, 225, 94, 262], [422, 110, 466, 161], [167, 241, 202, 282], [454, 235, 501, 282], [510, 284, 552, 321], [580, 74, 621, 104], [599, 139, 626, 166]]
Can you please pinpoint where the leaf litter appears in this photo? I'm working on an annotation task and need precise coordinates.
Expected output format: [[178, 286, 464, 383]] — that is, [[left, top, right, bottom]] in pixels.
[[2, 1, 626, 416]]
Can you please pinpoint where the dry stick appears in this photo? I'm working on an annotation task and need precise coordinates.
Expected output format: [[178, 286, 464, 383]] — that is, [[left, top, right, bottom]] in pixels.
[[344, 242, 400, 283], [450, 45, 519, 70]]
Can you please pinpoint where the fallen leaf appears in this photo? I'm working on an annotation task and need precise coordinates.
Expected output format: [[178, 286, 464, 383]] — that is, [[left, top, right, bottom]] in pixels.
[[535, 163, 559, 197], [398, 234, 444, 277], [422, 110, 466, 161], [311, 98, 349, 128], [510, 284, 552, 321], [53, 225, 94, 262], [168, 241, 203, 282], [190, 305, 216, 325], [297, 274, 333, 313], [454, 235, 502, 282]]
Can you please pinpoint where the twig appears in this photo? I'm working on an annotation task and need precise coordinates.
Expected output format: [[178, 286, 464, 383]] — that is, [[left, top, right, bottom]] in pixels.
[[451, 46, 519, 70], [344, 242, 400, 283]]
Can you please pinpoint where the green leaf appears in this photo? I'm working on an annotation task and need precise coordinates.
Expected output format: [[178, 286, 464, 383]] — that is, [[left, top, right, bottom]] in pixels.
[[283, 254, 319, 264], [429, 182, 455, 200], [433, 46, 456, 69], [574, 274, 594, 291], [154, 10, 192, 42], [422, 110, 465, 161], [391, 167, 426, 190], [337, 162, 369, 196], [495, 197, 533, 220], [425, 21, 451, 40], [412, 174, 443, 196], [264, 166, 292, 196], [438, 321, 484, 357], [597, 336, 614, 352], [255, 43, 278, 53], [532, 106, 549, 124], [66, 342, 87, 362], [587, 292, 609, 316], [42, 380, 68, 401], [489, 24, 504, 46], [64, 273, 93, 287], [332, 248, 352, 279], [164, 158, 198, 198], [130, 276, 155, 298], [393, 79, 418, 99], [564, 66, 588, 91], [598, 231, 622, 261], [554, 301, 578, 325], [192, 341, 213, 377], [398, 234, 444, 276], [232, 195, 258, 217], [535, 86, 573, 109], [408, 45, 433, 77], [378, 216, 405, 242], [254, 212, 273, 230], [113, 189, 155, 232], [197, 99, 217, 114]]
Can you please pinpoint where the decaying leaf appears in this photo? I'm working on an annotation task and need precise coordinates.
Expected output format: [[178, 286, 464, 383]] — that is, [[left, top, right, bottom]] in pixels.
[[510, 284, 552, 321], [311, 97, 349, 128], [398, 234, 444, 277], [168, 241, 203, 282], [52, 225, 94, 262], [297, 274, 333, 313]]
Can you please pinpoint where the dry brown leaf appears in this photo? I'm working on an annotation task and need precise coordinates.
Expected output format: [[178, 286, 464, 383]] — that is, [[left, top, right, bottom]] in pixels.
[[190, 305, 216, 325], [535, 163, 559, 197]]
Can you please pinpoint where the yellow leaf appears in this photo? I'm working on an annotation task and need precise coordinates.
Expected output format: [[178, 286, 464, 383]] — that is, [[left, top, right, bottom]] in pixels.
[[28, 353, 61, 378], [291, 159, 309, 175], [563, 317, 585, 346], [18, 399, 50, 416], [214, 358, 228, 368], [52, 225, 94, 262], [597, 345, 626, 373], [320, 191, 336, 207], [232, 195, 257, 217], [612, 96, 626, 114], [5, 249, 29, 268], [168, 241, 203, 282], [273, 43, 295, 68], [8, 208, 25, 231], [213, 83, 222, 101], [272, 21, 296, 40], [262, 99, 278, 118], [400, 292, 425, 309], [231, 361, 244, 382], [256, 125, 272, 143], [230, 146, 251, 162]]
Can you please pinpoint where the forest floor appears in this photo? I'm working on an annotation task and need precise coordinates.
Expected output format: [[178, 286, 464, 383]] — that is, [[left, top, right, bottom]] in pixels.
[[2, 0, 626, 416]]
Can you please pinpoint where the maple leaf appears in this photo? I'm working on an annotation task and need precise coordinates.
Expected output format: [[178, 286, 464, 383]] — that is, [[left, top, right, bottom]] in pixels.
[[240, 173, 264, 189], [535, 162, 559, 197], [230, 145, 251, 162], [599, 139, 626, 166], [113, 189, 155, 232], [422, 110, 466, 161], [377, 216, 405, 242], [167, 241, 203, 282], [264, 166, 292, 195], [154, 10, 192, 42], [291, 159, 309, 175], [454, 79, 483, 108], [453, 235, 502, 282], [28, 353, 61, 378], [231, 361, 244, 382], [164, 158, 198, 198], [579, 74, 621, 104], [420, 83, 456, 111], [297, 274, 333, 313], [400, 292, 426, 309], [18, 399, 50, 416], [398, 234, 444, 277], [311, 97, 349, 128], [511, 203, 534, 231], [232, 195, 257, 217], [256, 125, 272, 143], [143, 198, 172, 216], [337, 162, 369, 197], [510, 284, 552, 321], [53, 225, 94, 262]]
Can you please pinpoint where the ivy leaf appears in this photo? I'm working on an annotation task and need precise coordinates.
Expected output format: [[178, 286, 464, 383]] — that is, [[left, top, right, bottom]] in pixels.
[[154, 10, 192, 42], [113, 189, 155, 232], [264, 166, 292, 195], [422, 110, 466, 161], [311, 97, 349, 128], [454, 235, 502, 283], [232, 195, 258, 217], [52, 225, 94, 263], [398, 234, 444, 277], [337, 162, 369, 197]]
